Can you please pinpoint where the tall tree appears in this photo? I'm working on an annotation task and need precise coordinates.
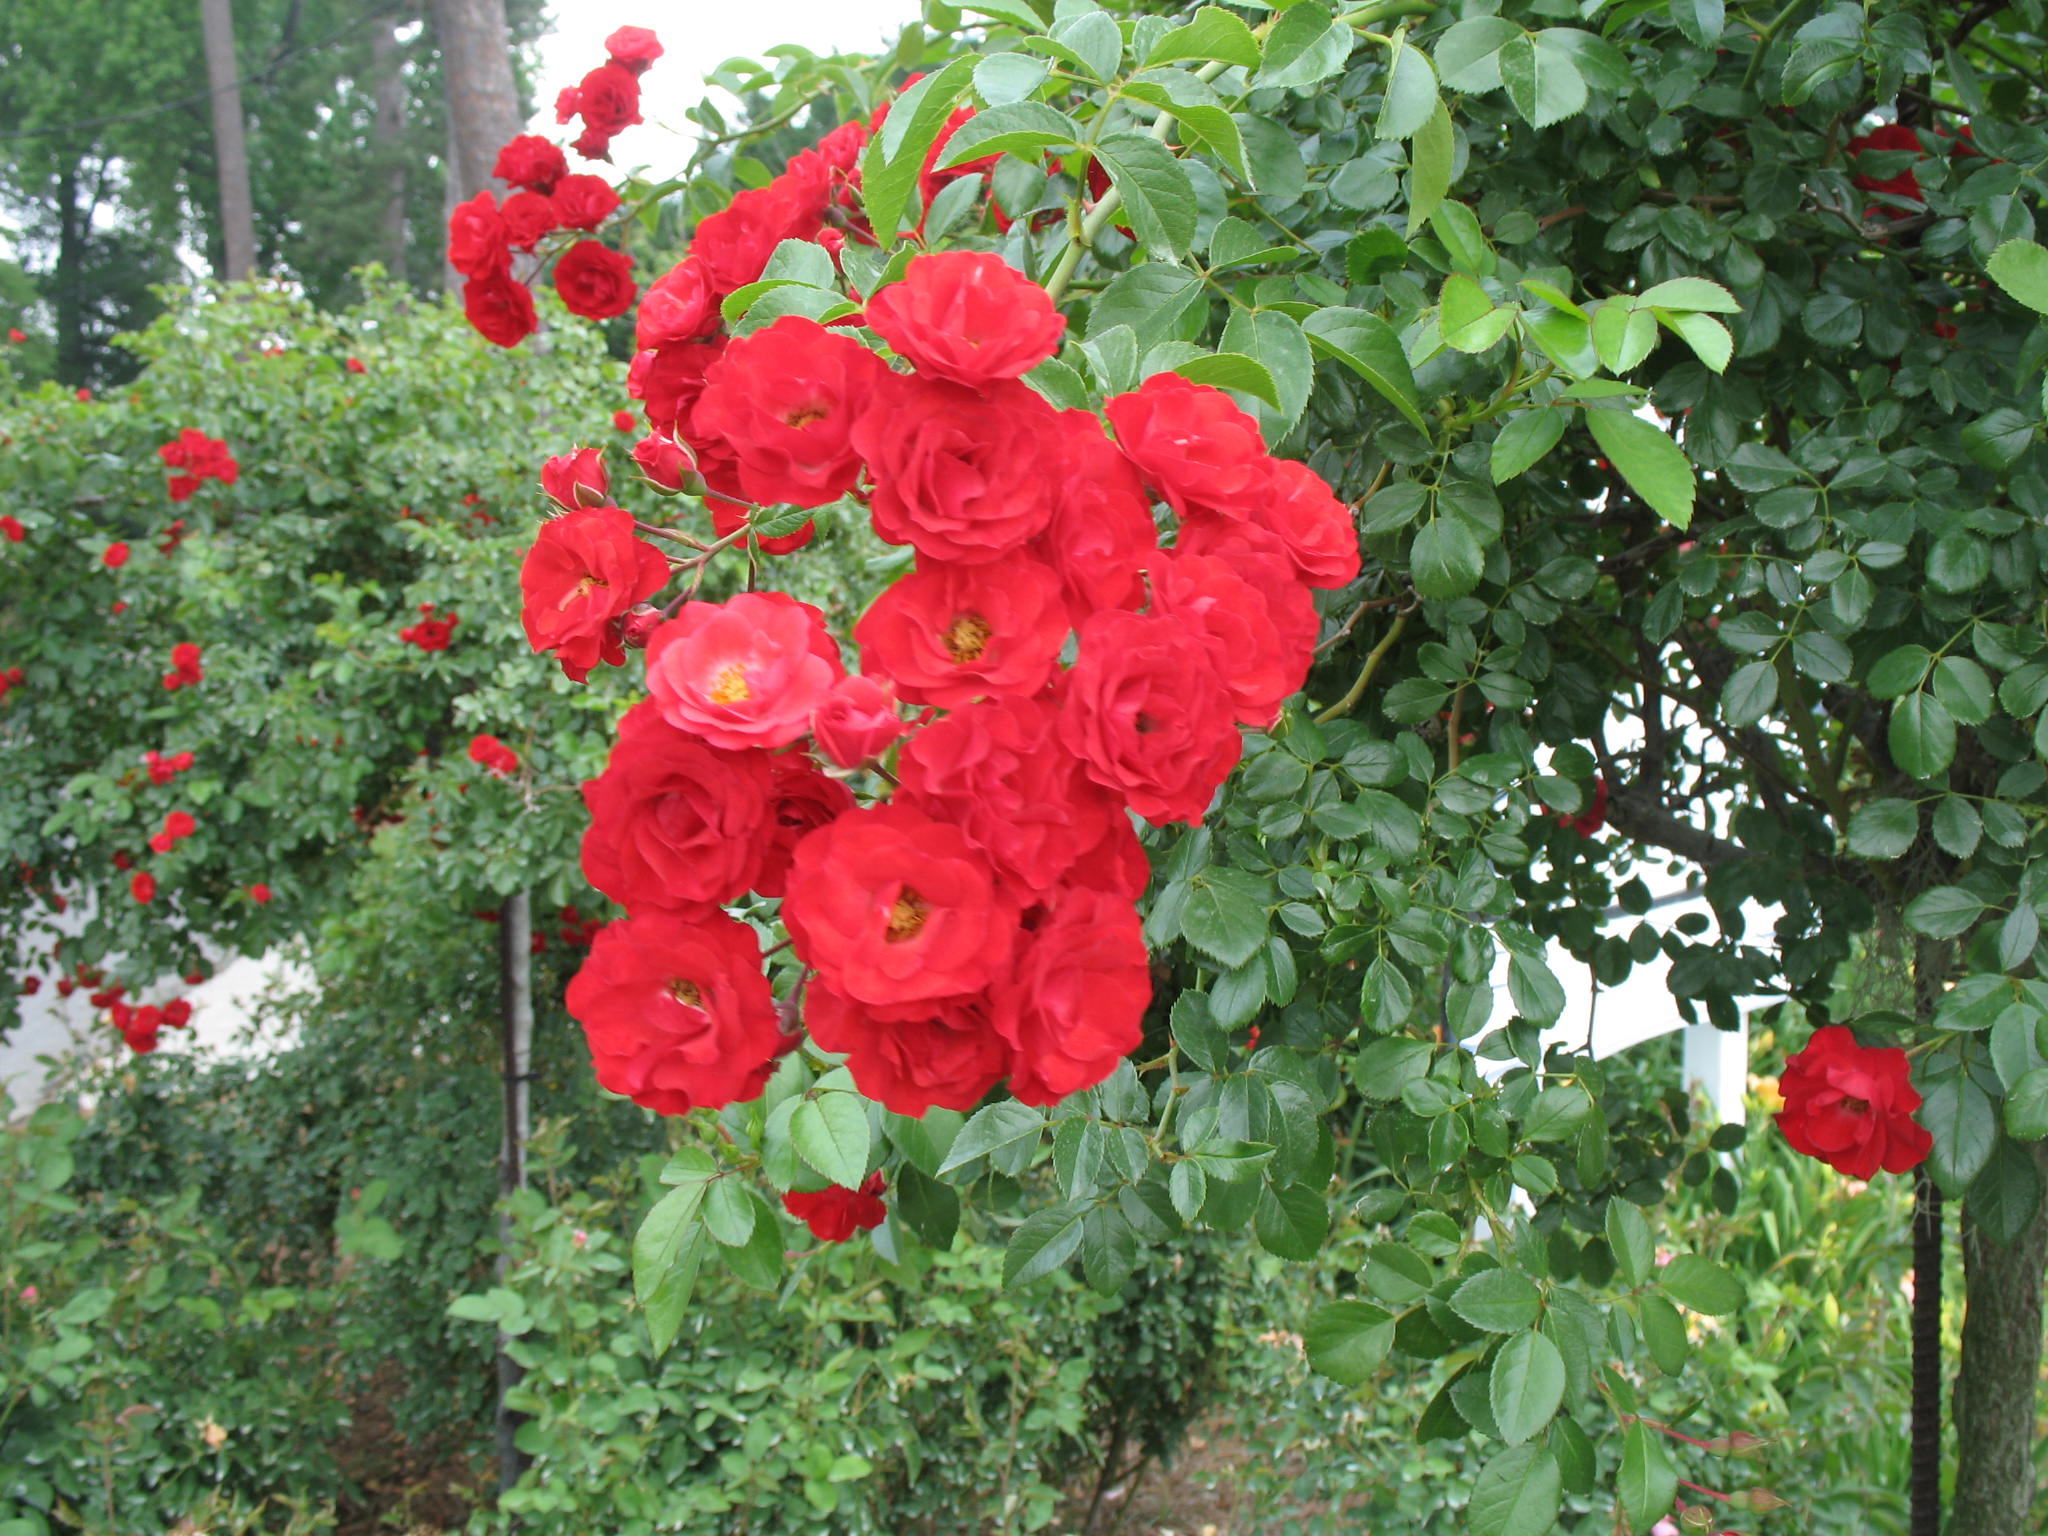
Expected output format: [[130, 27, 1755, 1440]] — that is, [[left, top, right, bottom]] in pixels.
[[196, 0, 256, 280], [432, 0, 523, 201]]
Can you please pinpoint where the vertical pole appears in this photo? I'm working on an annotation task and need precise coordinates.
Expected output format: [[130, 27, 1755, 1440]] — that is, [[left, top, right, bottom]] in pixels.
[[1909, 1176, 1942, 1536], [196, 0, 257, 280], [495, 890, 534, 1497], [370, 16, 410, 282]]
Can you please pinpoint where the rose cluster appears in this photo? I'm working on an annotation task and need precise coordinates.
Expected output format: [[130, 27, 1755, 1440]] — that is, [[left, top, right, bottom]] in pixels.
[[0, 666, 23, 701], [554, 26, 660, 160], [532, 222, 1356, 1135], [158, 429, 238, 502], [400, 604, 460, 652], [468, 733, 520, 776], [109, 996, 193, 1055], [162, 642, 203, 691], [144, 749, 195, 785]]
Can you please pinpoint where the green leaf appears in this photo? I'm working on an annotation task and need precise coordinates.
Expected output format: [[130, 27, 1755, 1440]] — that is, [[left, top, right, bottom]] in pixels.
[[1905, 886, 1988, 940], [1619, 1420, 1677, 1527], [1171, 351, 1281, 407], [1411, 517, 1485, 600], [1722, 659, 1778, 728], [1986, 239, 2048, 316], [1491, 410, 1568, 483], [973, 50, 1052, 105], [1145, 5, 1262, 69], [1890, 692, 1958, 778], [1081, 1204, 1139, 1293], [1433, 16, 1520, 92], [1499, 31, 1586, 128], [1051, 10, 1123, 80], [1638, 1292, 1690, 1374], [1961, 408, 2035, 472], [1662, 311, 1733, 372], [701, 1178, 757, 1247], [1181, 867, 1271, 969], [861, 56, 978, 240], [1303, 307, 1429, 433], [1508, 954, 1566, 1026], [1847, 797, 1917, 858], [1304, 1299, 1396, 1384], [1089, 263, 1205, 346], [1636, 276, 1742, 313], [1489, 1330, 1566, 1445], [1361, 1240, 1434, 1304], [1451, 1269, 1543, 1332], [940, 1099, 1045, 1174], [1004, 1202, 1087, 1287], [1658, 1255, 1743, 1315], [791, 1093, 871, 1189], [1585, 408, 1695, 529], [1522, 1082, 1594, 1142], [1375, 26, 1440, 141], [635, 1183, 711, 1356], [937, 101, 1086, 165], [1922, 1068, 1998, 1195], [1469, 1444, 1563, 1536], [2006, 1067, 2048, 1140], [1406, 99, 1456, 236], [1254, 1183, 1329, 1260], [1591, 301, 1658, 373], [1221, 306, 1315, 430], [1093, 133, 1198, 261], [1606, 1199, 1654, 1288], [1966, 1135, 2043, 1245], [1667, 0, 1726, 48], [1120, 73, 1252, 184], [1255, 1, 1350, 90]]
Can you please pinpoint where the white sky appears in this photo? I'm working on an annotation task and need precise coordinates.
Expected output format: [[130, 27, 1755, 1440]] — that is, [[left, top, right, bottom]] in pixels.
[[531, 0, 920, 173]]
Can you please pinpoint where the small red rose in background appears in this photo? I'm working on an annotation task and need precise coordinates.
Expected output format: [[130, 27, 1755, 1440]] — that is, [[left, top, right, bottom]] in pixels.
[[345, 357, 367, 375], [612, 409, 635, 432], [102, 541, 130, 569], [782, 1173, 888, 1243], [401, 606, 460, 651], [1846, 123, 1924, 200], [1, 515, 24, 542], [469, 735, 520, 776], [163, 642, 204, 691], [604, 25, 663, 73], [0, 667, 24, 701], [463, 274, 539, 348], [144, 749, 195, 785], [1559, 777, 1610, 836], [1776, 1025, 1932, 1178], [6, 328, 23, 343], [20, 976, 40, 996], [551, 174, 620, 232], [149, 810, 197, 854], [158, 429, 238, 502], [249, 882, 273, 904], [130, 871, 156, 904]]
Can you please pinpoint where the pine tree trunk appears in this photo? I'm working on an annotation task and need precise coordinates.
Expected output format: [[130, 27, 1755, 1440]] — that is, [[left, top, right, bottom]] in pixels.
[[432, 0, 522, 200], [196, 0, 257, 280], [53, 169, 86, 387], [1950, 1137, 2048, 1536], [494, 889, 534, 1496], [370, 16, 410, 282]]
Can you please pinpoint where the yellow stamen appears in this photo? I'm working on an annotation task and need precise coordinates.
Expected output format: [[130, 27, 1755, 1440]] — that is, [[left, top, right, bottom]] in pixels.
[[669, 979, 704, 1008], [708, 664, 751, 705], [885, 889, 930, 943], [943, 613, 994, 664]]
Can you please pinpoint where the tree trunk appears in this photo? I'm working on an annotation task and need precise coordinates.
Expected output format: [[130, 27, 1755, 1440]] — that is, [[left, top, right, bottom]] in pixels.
[[433, 0, 522, 200], [1951, 1137, 2048, 1536], [494, 889, 534, 1496], [1910, 1177, 1942, 1536], [53, 169, 86, 388], [370, 16, 410, 282], [197, 0, 257, 280]]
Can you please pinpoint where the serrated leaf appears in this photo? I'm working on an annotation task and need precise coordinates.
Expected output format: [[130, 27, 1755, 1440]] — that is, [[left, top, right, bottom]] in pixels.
[[1619, 1420, 1677, 1527], [1304, 1300, 1396, 1384], [1658, 1255, 1743, 1315], [1451, 1269, 1542, 1332], [1093, 133, 1198, 260], [1303, 307, 1429, 433], [939, 1099, 1044, 1173], [974, 50, 1052, 105], [1890, 692, 1957, 778], [862, 57, 979, 240], [1606, 1199, 1654, 1288], [1847, 797, 1917, 858], [1904, 885, 1987, 940], [634, 1184, 711, 1356], [1145, 5, 1263, 69], [791, 1093, 871, 1188], [1500, 32, 1586, 128], [1376, 26, 1440, 140], [1172, 352, 1281, 407], [1585, 408, 1695, 529], [1639, 1291, 1689, 1374], [1004, 1203, 1087, 1287], [937, 100, 1086, 165], [1922, 1068, 1998, 1195], [1412, 517, 1485, 599], [1434, 16, 1520, 92], [1987, 239, 2048, 315], [1491, 409, 1568, 482], [1469, 1444, 1563, 1536], [1662, 311, 1733, 372], [2006, 1067, 2048, 1140], [1636, 276, 1742, 313], [1407, 98, 1456, 235], [1181, 866, 1271, 969], [1490, 1330, 1566, 1445], [1254, 1183, 1329, 1260]]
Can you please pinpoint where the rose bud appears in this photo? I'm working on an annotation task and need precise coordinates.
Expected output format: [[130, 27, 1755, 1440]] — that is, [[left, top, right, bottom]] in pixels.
[[811, 674, 906, 768], [541, 447, 610, 510], [631, 430, 698, 493]]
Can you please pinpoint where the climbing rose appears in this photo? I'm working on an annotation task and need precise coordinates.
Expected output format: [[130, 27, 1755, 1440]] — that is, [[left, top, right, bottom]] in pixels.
[[852, 375, 1064, 564], [1846, 124, 1924, 199], [462, 274, 538, 347], [567, 909, 782, 1116], [1175, 518, 1319, 665], [604, 25, 663, 73], [345, 358, 366, 375], [782, 803, 1018, 1008], [863, 251, 1066, 387], [149, 810, 197, 854], [102, 542, 129, 569], [499, 191, 558, 250], [131, 872, 156, 904], [754, 756, 856, 898], [2, 515, 24, 542], [249, 883, 272, 904], [643, 591, 844, 751], [631, 430, 695, 491], [1559, 776, 1609, 836], [1776, 1026, 1933, 1178], [579, 701, 773, 915], [163, 642, 204, 691], [574, 63, 643, 137], [494, 134, 569, 194], [810, 674, 906, 769], [636, 261, 719, 348], [1033, 412, 1158, 622], [691, 318, 887, 508], [540, 447, 610, 510], [553, 241, 636, 320], [400, 609, 459, 651], [1147, 550, 1304, 727], [551, 173, 621, 232], [447, 191, 512, 279], [996, 885, 1151, 1105], [468, 735, 520, 776], [1060, 610, 1242, 826], [853, 554, 1069, 708], [520, 505, 670, 683], [1250, 458, 1361, 589], [782, 1173, 887, 1243], [1104, 373, 1269, 520], [806, 982, 1008, 1115]]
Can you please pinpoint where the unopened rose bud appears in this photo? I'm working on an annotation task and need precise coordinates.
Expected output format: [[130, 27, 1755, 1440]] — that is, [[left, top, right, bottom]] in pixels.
[[620, 605, 662, 650], [1731, 1488, 1788, 1512], [1703, 1431, 1770, 1458], [540, 446, 610, 511], [810, 673, 906, 768], [632, 430, 698, 493], [1678, 1504, 1715, 1533]]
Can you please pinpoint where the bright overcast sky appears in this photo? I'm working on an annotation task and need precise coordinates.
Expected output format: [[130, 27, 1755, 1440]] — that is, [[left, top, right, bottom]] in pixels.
[[532, 0, 920, 173]]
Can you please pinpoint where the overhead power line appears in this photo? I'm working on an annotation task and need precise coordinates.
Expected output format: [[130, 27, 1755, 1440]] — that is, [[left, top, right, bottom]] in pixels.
[[0, 0, 413, 144]]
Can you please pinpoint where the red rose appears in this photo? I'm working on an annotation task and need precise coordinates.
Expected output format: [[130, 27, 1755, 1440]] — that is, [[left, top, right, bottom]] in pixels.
[[1059, 610, 1242, 826], [495, 134, 570, 194], [808, 982, 1009, 1115], [631, 430, 696, 491], [468, 734, 520, 776], [575, 63, 643, 136], [1105, 373, 1269, 519], [1, 515, 22, 542], [162, 998, 192, 1028], [579, 700, 773, 914], [102, 541, 129, 569], [1251, 458, 1361, 589], [782, 802, 1019, 1008], [644, 591, 844, 751], [691, 318, 887, 508], [520, 505, 671, 682], [1034, 411, 1157, 622], [854, 555, 1068, 708], [613, 408, 636, 432], [567, 909, 782, 1115], [249, 882, 272, 903], [691, 181, 828, 296], [782, 1172, 888, 1243], [1775, 1025, 1933, 1178], [1176, 518, 1320, 663], [500, 190, 558, 250], [553, 241, 636, 320], [463, 274, 539, 347], [810, 674, 906, 768], [852, 375, 1064, 564], [630, 339, 723, 431], [148, 810, 197, 854], [1148, 549, 1305, 726], [131, 872, 156, 904], [5, 329, 21, 343], [637, 260, 719, 348], [605, 25, 664, 73], [755, 755, 857, 898], [345, 357, 366, 374], [448, 191, 512, 279], [551, 173, 621, 232], [864, 251, 1066, 387], [554, 86, 581, 125], [1847, 124, 1923, 200], [995, 885, 1149, 1105], [572, 125, 614, 162], [163, 642, 204, 690], [898, 696, 1128, 898], [1558, 776, 1609, 836], [540, 446, 610, 510]]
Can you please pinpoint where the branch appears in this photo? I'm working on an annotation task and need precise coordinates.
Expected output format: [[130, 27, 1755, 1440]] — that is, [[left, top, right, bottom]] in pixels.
[[1603, 782, 1748, 870]]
